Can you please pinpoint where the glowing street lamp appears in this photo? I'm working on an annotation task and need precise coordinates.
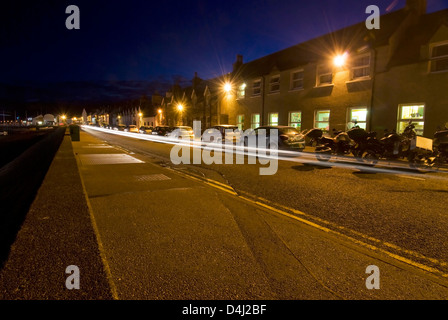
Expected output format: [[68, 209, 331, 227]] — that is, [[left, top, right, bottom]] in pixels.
[[223, 82, 232, 93], [157, 108, 163, 126], [334, 52, 348, 68], [177, 104, 184, 125]]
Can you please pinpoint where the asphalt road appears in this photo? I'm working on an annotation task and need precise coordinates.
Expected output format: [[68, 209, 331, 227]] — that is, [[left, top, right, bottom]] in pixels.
[[75, 127, 448, 299]]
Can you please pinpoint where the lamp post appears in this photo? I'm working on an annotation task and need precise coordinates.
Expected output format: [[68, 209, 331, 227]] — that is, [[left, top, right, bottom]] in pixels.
[[177, 104, 183, 126], [138, 112, 143, 128], [158, 108, 163, 126]]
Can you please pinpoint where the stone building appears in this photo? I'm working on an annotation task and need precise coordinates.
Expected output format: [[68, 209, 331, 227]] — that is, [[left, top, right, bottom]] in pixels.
[[173, 0, 448, 138]]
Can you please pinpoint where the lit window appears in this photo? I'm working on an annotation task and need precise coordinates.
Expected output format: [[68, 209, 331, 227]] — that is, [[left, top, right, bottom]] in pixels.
[[317, 64, 332, 86], [290, 70, 304, 90], [237, 83, 246, 99], [430, 42, 448, 73], [351, 54, 371, 80], [269, 113, 279, 126], [251, 114, 260, 129], [348, 108, 367, 129], [269, 75, 280, 93], [252, 79, 261, 96], [397, 104, 425, 136], [314, 110, 330, 131], [237, 114, 245, 130], [289, 112, 302, 130]]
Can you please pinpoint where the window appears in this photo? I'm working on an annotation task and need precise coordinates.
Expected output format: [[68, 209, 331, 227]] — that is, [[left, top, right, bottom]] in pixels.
[[348, 108, 367, 129], [251, 114, 260, 129], [289, 112, 302, 130], [314, 110, 330, 131], [290, 70, 304, 90], [269, 75, 280, 93], [430, 42, 448, 73], [237, 83, 246, 99], [237, 114, 245, 130], [252, 79, 261, 96], [317, 64, 333, 86], [351, 54, 371, 80], [269, 113, 279, 126], [397, 104, 425, 136]]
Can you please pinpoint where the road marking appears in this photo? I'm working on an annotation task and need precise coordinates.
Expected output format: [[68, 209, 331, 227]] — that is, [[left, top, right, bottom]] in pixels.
[[397, 175, 426, 181], [173, 170, 448, 280]]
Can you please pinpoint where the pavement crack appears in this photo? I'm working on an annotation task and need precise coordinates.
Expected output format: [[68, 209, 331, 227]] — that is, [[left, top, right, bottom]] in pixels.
[[217, 192, 340, 300]]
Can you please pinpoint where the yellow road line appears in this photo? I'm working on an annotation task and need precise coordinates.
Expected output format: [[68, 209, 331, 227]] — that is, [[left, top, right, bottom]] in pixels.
[[178, 172, 448, 279]]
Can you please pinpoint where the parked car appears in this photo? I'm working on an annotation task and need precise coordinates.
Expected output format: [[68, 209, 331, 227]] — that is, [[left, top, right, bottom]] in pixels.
[[203, 125, 240, 143], [113, 125, 126, 131], [139, 126, 153, 134], [151, 126, 173, 136], [124, 125, 139, 133], [167, 126, 194, 139], [243, 126, 305, 151]]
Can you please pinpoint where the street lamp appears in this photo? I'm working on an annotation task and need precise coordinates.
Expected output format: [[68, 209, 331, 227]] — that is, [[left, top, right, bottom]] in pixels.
[[158, 108, 163, 126], [223, 82, 232, 93], [177, 104, 183, 125], [334, 52, 348, 68], [138, 112, 143, 128]]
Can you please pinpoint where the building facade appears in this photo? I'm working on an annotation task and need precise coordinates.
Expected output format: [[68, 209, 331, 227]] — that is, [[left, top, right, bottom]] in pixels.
[[172, 0, 447, 138]]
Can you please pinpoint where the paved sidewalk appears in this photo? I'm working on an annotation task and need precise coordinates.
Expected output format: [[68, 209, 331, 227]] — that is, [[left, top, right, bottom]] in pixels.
[[0, 134, 113, 299]]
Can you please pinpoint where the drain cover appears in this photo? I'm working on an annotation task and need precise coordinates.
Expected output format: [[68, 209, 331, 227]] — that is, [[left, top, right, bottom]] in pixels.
[[79, 154, 144, 165]]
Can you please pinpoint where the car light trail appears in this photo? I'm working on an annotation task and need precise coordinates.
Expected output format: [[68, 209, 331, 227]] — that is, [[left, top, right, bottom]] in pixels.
[[82, 126, 448, 180]]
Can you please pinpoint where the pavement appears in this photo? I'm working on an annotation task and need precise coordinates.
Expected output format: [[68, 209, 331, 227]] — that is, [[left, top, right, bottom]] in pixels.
[[1, 128, 448, 300]]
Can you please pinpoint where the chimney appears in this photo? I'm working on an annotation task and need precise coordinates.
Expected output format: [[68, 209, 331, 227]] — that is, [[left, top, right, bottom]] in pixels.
[[192, 72, 202, 89], [405, 0, 426, 15], [233, 54, 243, 73]]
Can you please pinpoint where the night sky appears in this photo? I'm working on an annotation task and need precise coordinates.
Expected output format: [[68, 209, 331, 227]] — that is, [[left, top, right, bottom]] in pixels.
[[1, 0, 448, 87]]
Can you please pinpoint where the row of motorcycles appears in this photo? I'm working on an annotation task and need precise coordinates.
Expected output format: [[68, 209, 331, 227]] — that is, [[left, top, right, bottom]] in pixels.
[[303, 121, 448, 170]]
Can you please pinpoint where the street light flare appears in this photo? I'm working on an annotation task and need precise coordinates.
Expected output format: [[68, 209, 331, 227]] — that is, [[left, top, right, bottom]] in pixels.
[[224, 83, 232, 93], [334, 52, 348, 67]]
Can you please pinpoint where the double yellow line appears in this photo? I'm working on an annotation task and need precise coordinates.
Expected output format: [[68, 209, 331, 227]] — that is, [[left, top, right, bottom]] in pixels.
[[174, 167, 448, 282]]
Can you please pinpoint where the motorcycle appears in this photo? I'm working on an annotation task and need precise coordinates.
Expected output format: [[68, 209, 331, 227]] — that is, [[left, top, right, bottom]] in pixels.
[[347, 126, 381, 166], [434, 126, 448, 165], [305, 128, 353, 161]]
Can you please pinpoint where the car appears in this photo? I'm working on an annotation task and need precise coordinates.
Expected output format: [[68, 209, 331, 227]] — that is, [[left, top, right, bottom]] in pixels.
[[139, 126, 153, 134], [167, 126, 194, 139], [124, 125, 139, 133], [243, 126, 305, 151], [113, 124, 126, 131], [203, 125, 240, 143], [151, 126, 173, 136]]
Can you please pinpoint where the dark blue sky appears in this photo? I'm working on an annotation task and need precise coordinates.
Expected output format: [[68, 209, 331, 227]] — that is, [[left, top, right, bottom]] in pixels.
[[1, 0, 447, 85]]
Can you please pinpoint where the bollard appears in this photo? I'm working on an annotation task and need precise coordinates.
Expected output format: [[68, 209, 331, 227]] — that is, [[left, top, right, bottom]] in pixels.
[[69, 125, 80, 141]]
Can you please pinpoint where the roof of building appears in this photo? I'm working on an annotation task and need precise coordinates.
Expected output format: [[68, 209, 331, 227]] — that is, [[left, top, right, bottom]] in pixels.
[[388, 9, 448, 68]]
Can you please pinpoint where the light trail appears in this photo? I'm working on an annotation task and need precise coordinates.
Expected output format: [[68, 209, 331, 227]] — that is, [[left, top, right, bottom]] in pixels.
[[82, 126, 448, 180]]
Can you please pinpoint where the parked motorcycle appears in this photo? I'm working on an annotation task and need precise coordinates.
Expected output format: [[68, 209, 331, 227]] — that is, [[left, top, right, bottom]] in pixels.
[[431, 126, 448, 167], [347, 126, 381, 165], [305, 128, 353, 161]]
